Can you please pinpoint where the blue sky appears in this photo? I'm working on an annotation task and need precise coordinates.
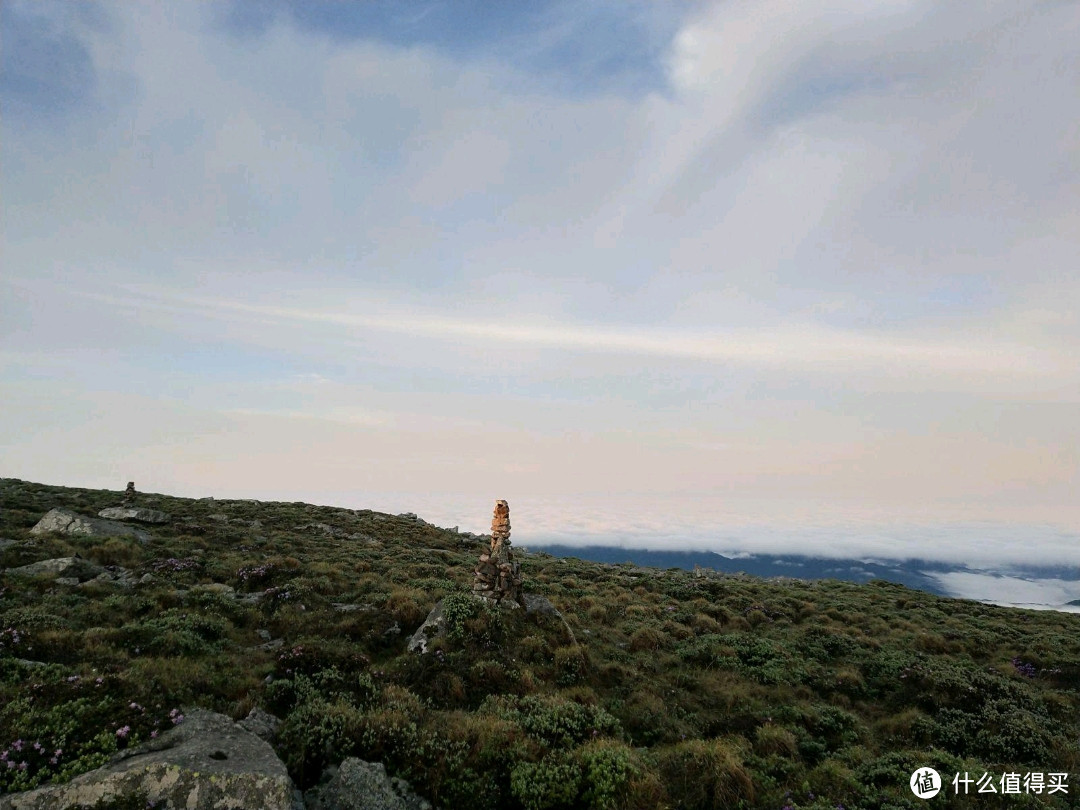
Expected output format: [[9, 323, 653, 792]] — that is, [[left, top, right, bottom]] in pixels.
[[2, 0, 1079, 567]]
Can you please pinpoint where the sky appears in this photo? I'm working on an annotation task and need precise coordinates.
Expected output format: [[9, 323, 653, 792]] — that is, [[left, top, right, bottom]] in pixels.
[[2, 0, 1079, 568]]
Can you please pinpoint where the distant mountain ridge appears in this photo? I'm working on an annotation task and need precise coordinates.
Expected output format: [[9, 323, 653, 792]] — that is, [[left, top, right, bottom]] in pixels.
[[527, 543, 1080, 608]]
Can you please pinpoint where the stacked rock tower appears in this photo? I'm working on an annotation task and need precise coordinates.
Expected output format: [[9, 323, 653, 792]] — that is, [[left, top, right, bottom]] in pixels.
[[122, 481, 137, 506], [473, 499, 522, 603]]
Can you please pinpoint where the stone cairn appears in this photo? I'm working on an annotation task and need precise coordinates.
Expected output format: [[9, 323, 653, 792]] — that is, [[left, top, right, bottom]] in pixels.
[[122, 481, 137, 506], [473, 499, 522, 603]]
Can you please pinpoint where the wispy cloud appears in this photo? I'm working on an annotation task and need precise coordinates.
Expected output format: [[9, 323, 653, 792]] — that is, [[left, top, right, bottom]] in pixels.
[[36, 282, 1076, 380]]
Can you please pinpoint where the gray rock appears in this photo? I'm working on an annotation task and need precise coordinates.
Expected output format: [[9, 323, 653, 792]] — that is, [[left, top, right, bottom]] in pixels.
[[7, 556, 104, 582], [522, 593, 562, 618], [333, 603, 375, 613], [305, 758, 431, 810], [29, 508, 149, 543], [0, 537, 17, 552], [237, 707, 281, 742], [0, 709, 296, 810], [258, 629, 272, 641], [54, 577, 80, 587], [98, 506, 171, 524], [74, 567, 136, 589], [521, 594, 577, 645], [406, 599, 446, 654]]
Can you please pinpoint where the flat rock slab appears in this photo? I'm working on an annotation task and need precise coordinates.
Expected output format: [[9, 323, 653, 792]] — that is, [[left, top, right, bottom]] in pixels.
[[0, 709, 296, 810], [29, 508, 150, 543], [98, 506, 171, 524], [7, 556, 104, 582]]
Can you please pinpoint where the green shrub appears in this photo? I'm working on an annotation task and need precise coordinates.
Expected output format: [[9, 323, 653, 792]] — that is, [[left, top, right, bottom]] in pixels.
[[486, 695, 622, 748], [510, 751, 582, 810], [577, 739, 636, 809], [553, 646, 586, 686], [442, 592, 480, 641], [657, 738, 754, 809]]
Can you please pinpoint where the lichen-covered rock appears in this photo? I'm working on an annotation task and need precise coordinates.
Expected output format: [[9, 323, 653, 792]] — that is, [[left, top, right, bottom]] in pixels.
[[98, 506, 171, 524], [237, 706, 282, 742], [407, 599, 446, 654], [29, 508, 150, 543], [304, 758, 432, 810], [0, 709, 296, 810], [6, 556, 103, 582]]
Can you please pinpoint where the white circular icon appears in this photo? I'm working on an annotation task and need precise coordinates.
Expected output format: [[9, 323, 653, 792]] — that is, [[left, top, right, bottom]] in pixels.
[[910, 768, 942, 799]]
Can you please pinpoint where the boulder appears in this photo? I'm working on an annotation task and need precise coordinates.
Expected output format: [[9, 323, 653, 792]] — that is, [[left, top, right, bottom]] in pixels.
[[79, 567, 136, 589], [0, 709, 297, 810], [407, 599, 446, 654], [305, 758, 432, 810], [98, 507, 171, 524], [6, 557, 104, 582], [29, 508, 150, 543], [522, 593, 562, 618], [237, 707, 282, 742]]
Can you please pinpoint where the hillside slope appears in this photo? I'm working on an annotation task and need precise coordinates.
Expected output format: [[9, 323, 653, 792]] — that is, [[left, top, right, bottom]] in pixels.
[[1, 478, 1078, 809]]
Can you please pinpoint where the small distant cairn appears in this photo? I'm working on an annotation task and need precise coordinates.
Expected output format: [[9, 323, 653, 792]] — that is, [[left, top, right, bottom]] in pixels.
[[121, 481, 137, 506], [473, 500, 522, 604]]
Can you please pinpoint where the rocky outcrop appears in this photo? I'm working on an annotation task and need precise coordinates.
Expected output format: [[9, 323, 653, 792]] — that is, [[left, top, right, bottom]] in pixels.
[[472, 500, 522, 603], [407, 599, 447, 654], [6, 556, 104, 582], [305, 758, 432, 810], [98, 506, 170, 524], [0, 709, 297, 810], [28, 508, 150, 543]]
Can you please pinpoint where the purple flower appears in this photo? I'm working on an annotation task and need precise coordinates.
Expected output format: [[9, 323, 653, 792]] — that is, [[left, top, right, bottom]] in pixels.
[[116, 726, 131, 739], [12, 740, 23, 752], [18, 761, 28, 771], [150, 730, 158, 739], [49, 756, 58, 765]]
